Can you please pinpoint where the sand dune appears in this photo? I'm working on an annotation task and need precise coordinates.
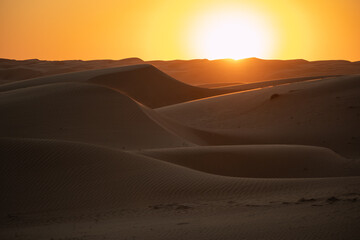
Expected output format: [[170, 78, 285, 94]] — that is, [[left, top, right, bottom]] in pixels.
[[0, 82, 195, 149], [1, 137, 211, 214], [0, 65, 151, 92], [87, 64, 220, 107], [0, 57, 144, 81], [0, 64, 225, 108], [0, 67, 43, 83], [2, 57, 360, 87], [1, 138, 359, 239], [138, 145, 360, 178], [159, 75, 360, 157], [150, 58, 360, 85], [1, 60, 360, 239], [216, 75, 340, 92], [0, 63, 341, 109]]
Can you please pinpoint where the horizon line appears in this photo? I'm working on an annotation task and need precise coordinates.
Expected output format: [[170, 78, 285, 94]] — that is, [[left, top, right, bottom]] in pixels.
[[1, 57, 359, 63]]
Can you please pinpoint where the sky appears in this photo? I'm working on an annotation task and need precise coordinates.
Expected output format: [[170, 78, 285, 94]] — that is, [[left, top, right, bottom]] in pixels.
[[0, 0, 359, 61]]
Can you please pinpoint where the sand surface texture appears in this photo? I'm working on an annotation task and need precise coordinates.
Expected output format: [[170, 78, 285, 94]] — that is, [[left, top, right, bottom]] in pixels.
[[1, 63, 359, 239]]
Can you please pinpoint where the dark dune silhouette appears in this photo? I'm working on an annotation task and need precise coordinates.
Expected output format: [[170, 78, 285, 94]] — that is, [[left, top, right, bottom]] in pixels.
[[1, 57, 360, 86]]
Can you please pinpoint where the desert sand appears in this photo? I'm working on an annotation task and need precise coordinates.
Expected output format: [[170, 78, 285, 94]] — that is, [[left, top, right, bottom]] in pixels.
[[0, 60, 359, 239], [2, 58, 360, 86]]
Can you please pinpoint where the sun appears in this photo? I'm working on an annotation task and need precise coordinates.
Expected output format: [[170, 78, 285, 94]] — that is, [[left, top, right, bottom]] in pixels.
[[188, 8, 275, 60]]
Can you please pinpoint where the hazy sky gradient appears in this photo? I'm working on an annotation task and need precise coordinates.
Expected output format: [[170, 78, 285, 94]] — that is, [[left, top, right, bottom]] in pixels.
[[1, 0, 359, 61]]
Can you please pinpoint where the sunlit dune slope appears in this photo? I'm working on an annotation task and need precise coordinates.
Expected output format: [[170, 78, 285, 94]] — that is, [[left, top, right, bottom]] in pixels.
[[158, 75, 360, 157], [0, 82, 196, 149], [1, 138, 359, 215], [138, 145, 360, 178], [150, 58, 360, 85]]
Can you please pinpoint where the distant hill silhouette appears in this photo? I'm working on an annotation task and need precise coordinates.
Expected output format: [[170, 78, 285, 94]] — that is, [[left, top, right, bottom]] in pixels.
[[1, 57, 359, 86]]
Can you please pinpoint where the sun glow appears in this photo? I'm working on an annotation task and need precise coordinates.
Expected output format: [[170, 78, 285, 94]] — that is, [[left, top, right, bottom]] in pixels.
[[188, 8, 276, 60]]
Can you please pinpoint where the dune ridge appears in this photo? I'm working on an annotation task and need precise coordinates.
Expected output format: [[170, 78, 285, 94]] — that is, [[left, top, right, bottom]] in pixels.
[[87, 64, 221, 107], [0, 63, 344, 109], [1, 61, 359, 239], [0, 64, 225, 108], [0, 82, 197, 149], [138, 145, 360, 178], [1, 138, 359, 214], [159, 74, 360, 157], [1, 137, 359, 239], [2, 57, 360, 86]]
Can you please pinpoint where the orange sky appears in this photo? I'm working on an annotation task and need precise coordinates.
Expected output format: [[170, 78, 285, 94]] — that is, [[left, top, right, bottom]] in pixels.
[[0, 0, 359, 61]]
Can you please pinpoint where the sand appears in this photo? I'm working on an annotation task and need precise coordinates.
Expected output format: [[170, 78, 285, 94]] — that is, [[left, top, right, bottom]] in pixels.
[[0, 82, 196, 149], [159, 75, 360, 158], [2, 57, 360, 86], [0, 61, 359, 239], [150, 58, 360, 85], [0, 64, 227, 108], [138, 145, 360, 178]]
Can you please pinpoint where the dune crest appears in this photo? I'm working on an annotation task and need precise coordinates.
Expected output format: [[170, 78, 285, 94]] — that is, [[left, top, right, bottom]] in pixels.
[[0, 64, 226, 108], [1, 138, 359, 213], [1, 61, 359, 239], [159, 75, 360, 157], [138, 145, 360, 178], [88, 64, 219, 107], [0, 82, 196, 149]]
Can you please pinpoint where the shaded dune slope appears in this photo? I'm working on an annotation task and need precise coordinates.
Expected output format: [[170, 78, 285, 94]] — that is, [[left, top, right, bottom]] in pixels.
[[0, 67, 43, 82], [0, 64, 223, 108], [2, 58, 360, 87], [0, 82, 198, 149], [0, 65, 131, 92], [159, 75, 360, 157], [1, 138, 359, 215], [0, 63, 334, 109], [0, 57, 144, 81], [138, 145, 360, 178], [88, 64, 221, 108]]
